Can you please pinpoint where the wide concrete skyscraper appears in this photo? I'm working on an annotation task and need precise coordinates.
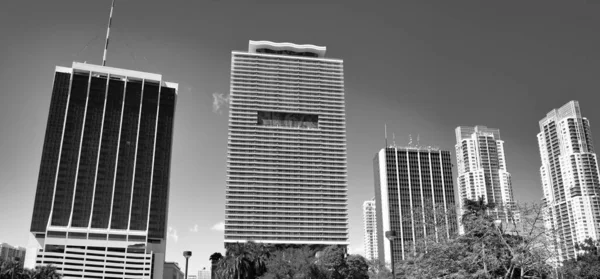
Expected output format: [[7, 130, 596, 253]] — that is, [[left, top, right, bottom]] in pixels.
[[362, 199, 378, 261], [29, 62, 177, 279], [225, 41, 348, 246], [538, 100, 600, 263], [374, 146, 458, 264], [455, 126, 518, 223]]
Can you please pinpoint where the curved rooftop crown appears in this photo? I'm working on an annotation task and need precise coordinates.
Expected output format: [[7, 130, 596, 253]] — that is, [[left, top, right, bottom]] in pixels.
[[249, 40, 327, 58]]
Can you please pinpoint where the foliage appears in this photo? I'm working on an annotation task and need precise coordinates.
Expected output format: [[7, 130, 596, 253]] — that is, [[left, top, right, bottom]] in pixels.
[[317, 246, 346, 279], [261, 246, 317, 278], [366, 259, 393, 279], [0, 259, 61, 279], [210, 252, 224, 263], [213, 243, 369, 279], [395, 198, 554, 279], [342, 255, 369, 279], [560, 238, 600, 278]]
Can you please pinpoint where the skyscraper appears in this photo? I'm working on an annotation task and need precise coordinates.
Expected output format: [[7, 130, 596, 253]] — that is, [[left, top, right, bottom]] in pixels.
[[29, 62, 177, 279], [373, 146, 458, 265], [225, 41, 348, 246], [537, 100, 600, 263], [455, 126, 518, 224], [363, 199, 378, 261], [0, 243, 26, 263]]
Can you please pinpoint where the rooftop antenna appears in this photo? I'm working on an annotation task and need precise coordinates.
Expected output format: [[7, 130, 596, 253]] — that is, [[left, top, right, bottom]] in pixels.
[[417, 134, 420, 148], [393, 132, 396, 147], [408, 134, 412, 146], [384, 123, 388, 148], [102, 0, 116, 66]]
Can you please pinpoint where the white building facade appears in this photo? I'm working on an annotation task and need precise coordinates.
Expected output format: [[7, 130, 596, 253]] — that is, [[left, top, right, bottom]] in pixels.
[[455, 126, 518, 224], [362, 199, 378, 261], [538, 101, 600, 263], [225, 41, 349, 246], [197, 268, 211, 279]]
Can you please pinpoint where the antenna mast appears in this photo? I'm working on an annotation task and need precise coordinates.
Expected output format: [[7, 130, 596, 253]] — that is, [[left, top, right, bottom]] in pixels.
[[102, 0, 116, 66], [384, 123, 388, 148]]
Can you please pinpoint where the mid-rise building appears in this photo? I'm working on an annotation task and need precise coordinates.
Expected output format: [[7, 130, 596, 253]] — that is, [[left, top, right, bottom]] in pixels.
[[362, 199, 378, 261], [198, 267, 211, 279], [28, 62, 178, 279], [225, 41, 348, 246], [455, 126, 518, 224], [374, 146, 458, 264], [163, 262, 184, 279], [537, 100, 600, 263], [0, 243, 26, 263]]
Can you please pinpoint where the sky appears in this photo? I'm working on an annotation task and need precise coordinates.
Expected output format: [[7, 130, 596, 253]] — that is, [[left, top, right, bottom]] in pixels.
[[1, 0, 600, 274]]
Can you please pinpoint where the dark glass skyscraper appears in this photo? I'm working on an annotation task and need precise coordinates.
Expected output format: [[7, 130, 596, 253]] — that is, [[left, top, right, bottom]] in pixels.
[[374, 146, 458, 265], [28, 62, 177, 279]]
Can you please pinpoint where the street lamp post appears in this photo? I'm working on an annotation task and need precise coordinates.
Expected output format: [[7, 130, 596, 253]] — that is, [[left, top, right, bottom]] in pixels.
[[385, 231, 397, 279], [183, 251, 192, 279]]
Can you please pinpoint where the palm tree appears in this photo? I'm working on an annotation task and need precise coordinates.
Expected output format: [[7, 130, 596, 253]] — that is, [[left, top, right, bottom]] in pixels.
[[0, 258, 21, 279], [30, 265, 61, 279], [245, 241, 270, 277], [0, 259, 61, 279], [209, 252, 223, 279], [217, 254, 251, 279]]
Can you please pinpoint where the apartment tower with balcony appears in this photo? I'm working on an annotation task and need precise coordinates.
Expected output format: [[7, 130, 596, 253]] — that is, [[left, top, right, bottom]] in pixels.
[[225, 41, 348, 246], [374, 146, 458, 265], [455, 126, 518, 226], [363, 199, 378, 261], [28, 62, 177, 279], [538, 101, 600, 263]]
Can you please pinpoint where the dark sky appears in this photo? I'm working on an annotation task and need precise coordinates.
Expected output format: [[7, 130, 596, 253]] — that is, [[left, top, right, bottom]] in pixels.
[[1, 0, 600, 272]]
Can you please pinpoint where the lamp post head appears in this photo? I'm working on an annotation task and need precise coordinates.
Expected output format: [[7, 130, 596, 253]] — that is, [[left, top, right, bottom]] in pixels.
[[183, 251, 192, 259], [385, 230, 397, 241]]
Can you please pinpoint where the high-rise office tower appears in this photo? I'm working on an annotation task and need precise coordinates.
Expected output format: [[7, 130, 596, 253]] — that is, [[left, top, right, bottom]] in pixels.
[[363, 199, 378, 261], [537, 100, 600, 263], [374, 147, 458, 264], [225, 41, 348, 246], [28, 62, 177, 279], [455, 126, 518, 224]]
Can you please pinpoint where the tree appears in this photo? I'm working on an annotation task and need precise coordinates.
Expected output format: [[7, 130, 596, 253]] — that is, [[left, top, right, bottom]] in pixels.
[[395, 199, 554, 278], [0, 259, 61, 279], [341, 255, 369, 279], [560, 238, 600, 278], [366, 259, 392, 279], [216, 241, 272, 279], [260, 246, 319, 278], [316, 246, 346, 279], [27, 265, 61, 279], [218, 243, 253, 279], [210, 252, 224, 279]]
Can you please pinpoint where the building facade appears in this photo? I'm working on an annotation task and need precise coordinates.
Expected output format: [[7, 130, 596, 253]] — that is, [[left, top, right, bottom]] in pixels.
[[197, 268, 211, 279], [28, 62, 177, 279], [362, 199, 378, 261], [374, 147, 458, 264], [225, 41, 348, 246], [537, 100, 600, 263], [163, 262, 184, 279], [455, 126, 518, 224], [0, 243, 26, 263]]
